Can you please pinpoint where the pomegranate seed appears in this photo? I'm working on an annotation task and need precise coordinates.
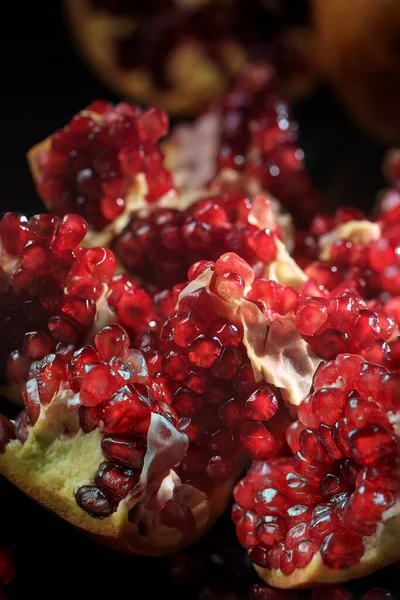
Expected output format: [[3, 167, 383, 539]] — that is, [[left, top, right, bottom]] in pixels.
[[293, 538, 318, 569], [101, 435, 146, 469], [348, 425, 396, 465], [320, 531, 364, 569], [245, 387, 279, 421], [85, 247, 116, 280], [161, 500, 196, 535], [94, 324, 130, 362], [80, 363, 121, 407], [254, 488, 291, 516], [94, 461, 139, 501], [187, 335, 222, 368], [102, 384, 151, 433], [238, 422, 277, 460], [75, 485, 115, 517]]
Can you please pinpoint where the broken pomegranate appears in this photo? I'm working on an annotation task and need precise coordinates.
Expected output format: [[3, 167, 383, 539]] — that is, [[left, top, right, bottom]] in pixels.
[[64, 0, 289, 116], [28, 100, 174, 243], [233, 353, 400, 587], [0, 211, 155, 386], [0, 251, 318, 555]]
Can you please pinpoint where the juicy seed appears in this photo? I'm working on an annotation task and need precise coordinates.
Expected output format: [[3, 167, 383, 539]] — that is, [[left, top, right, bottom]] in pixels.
[[75, 485, 116, 518]]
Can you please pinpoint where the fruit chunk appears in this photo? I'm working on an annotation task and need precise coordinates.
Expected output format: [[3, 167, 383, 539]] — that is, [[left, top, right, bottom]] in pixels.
[[28, 100, 174, 243], [0, 212, 156, 388], [65, 0, 286, 116], [233, 354, 400, 587]]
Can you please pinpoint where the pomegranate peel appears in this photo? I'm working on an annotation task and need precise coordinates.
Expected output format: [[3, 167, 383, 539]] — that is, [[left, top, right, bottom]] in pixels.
[[233, 354, 400, 587]]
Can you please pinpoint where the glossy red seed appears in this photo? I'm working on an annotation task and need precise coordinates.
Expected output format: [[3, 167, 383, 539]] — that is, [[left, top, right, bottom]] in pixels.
[[245, 387, 279, 421], [236, 511, 259, 548], [295, 299, 327, 336], [256, 515, 287, 545], [210, 272, 245, 302], [320, 532, 364, 569], [239, 421, 277, 460], [348, 425, 396, 465], [215, 252, 254, 286], [95, 461, 139, 501], [160, 500, 196, 535], [80, 363, 121, 407], [35, 354, 69, 404], [52, 214, 88, 252], [101, 435, 146, 469], [22, 331, 53, 360], [293, 538, 319, 569], [94, 324, 130, 362], [187, 335, 222, 368], [312, 388, 346, 426], [102, 384, 151, 433], [254, 488, 291, 516], [85, 247, 116, 280], [75, 485, 115, 517]]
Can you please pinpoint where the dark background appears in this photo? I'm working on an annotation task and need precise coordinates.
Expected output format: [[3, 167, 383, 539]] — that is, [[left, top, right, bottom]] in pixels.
[[0, 1, 390, 218], [0, 3, 398, 599]]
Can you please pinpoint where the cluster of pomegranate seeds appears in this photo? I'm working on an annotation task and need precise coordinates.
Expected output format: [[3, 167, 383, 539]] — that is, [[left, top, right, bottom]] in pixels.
[[233, 353, 399, 575], [215, 63, 322, 228], [295, 291, 397, 366], [16, 323, 175, 517], [114, 193, 279, 290], [33, 101, 173, 230], [0, 212, 156, 383], [132, 252, 302, 494]]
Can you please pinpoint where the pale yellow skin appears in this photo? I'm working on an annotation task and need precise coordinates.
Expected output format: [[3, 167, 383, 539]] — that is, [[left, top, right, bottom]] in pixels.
[[0, 424, 237, 555]]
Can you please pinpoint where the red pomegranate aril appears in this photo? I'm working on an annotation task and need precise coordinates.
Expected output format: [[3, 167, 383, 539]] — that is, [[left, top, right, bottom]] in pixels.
[[52, 214, 88, 252], [285, 422, 303, 454], [35, 353, 69, 404], [236, 511, 259, 548], [187, 335, 222, 368], [353, 311, 382, 348], [320, 531, 364, 569], [75, 485, 115, 518], [285, 504, 313, 528], [79, 405, 101, 433], [348, 425, 396, 465], [286, 522, 309, 548], [239, 422, 277, 460], [256, 515, 287, 545], [85, 247, 116, 280], [295, 299, 328, 336], [312, 388, 346, 427], [234, 479, 257, 511], [267, 542, 286, 570], [80, 363, 121, 406], [101, 435, 146, 469], [160, 500, 196, 535], [94, 324, 130, 362], [317, 425, 343, 460], [22, 331, 54, 360], [102, 384, 151, 433], [254, 488, 291, 516], [215, 252, 255, 286], [250, 545, 270, 568], [280, 548, 295, 575], [309, 504, 341, 539], [62, 296, 96, 327], [293, 538, 319, 569], [173, 312, 200, 347], [211, 272, 245, 302], [300, 429, 330, 464], [285, 472, 322, 504], [311, 330, 349, 361], [320, 474, 349, 501], [95, 461, 139, 501], [245, 387, 279, 421], [298, 395, 320, 430], [187, 260, 215, 281], [0, 212, 29, 254]]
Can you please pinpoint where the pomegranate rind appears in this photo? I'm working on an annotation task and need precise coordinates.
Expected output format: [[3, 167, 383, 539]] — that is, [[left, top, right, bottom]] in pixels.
[[0, 411, 238, 555], [64, 0, 244, 116], [253, 514, 400, 588]]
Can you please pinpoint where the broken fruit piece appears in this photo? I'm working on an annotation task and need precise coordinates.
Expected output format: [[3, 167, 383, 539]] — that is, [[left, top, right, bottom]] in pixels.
[[65, 0, 285, 116], [0, 252, 321, 555], [233, 353, 400, 588], [28, 100, 174, 244], [0, 211, 156, 387]]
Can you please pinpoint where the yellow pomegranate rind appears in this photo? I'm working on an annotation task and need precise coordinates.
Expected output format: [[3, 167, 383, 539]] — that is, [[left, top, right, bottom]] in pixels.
[[0, 418, 237, 555], [254, 513, 400, 588]]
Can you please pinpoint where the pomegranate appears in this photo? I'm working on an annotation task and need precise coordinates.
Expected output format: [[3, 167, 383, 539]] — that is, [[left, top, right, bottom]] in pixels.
[[0, 211, 156, 387], [0, 250, 320, 555], [64, 0, 290, 116], [27, 100, 174, 244], [233, 353, 400, 587]]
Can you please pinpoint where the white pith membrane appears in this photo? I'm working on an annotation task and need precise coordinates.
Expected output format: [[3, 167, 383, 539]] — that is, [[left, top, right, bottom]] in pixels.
[[232, 352, 400, 588], [0, 245, 323, 555], [65, 0, 244, 116]]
